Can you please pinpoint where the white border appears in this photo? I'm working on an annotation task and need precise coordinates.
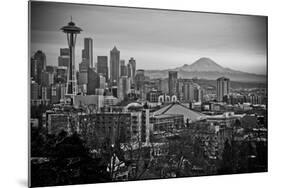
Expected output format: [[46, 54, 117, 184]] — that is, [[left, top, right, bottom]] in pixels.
[[1, 0, 280, 188]]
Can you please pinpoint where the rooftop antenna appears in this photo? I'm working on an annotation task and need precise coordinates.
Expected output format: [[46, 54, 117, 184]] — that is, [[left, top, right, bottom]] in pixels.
[[71, 15, 72, 22]]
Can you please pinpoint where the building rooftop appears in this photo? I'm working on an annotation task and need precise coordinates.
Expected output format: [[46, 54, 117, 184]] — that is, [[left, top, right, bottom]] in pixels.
[[152, 113, 183, 119], [153, 102, 206, 122], [126, 102, 143, 109]]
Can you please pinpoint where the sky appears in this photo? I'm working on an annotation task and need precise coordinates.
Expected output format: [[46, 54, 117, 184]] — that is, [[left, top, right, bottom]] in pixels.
[[30, 1, 267, 75]]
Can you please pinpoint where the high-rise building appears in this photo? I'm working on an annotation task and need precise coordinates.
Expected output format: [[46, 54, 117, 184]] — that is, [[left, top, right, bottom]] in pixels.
[[97, 56, 108, 81], [48, 72, 54, 86], [56, 66, 68, 84], [183, 82, 202, 102], [146, 90, 162, 103], [82, 38, 93, 68], [168, 71, 178, 96], [79, 60, 89, 72], [135, 69, 146, 99], [33, 50, 46, 85], [135, 69, 145, 90], [40, 71, 49, 87], [31, 80, 39, 100], [177, 80, 184, 101], [217, 77, 230, 102], [193, 83, 202, 103], [41, 86, 51, 102], [78, 70, 88, 86], [87, 68, 100, 95], [111, 86, 118, 98], [128, 57, 136, 83], [46, 65, 56, 74], [99, 74, 106, 89], [120, 59, 127, 76], [60, 48, 70, 56], [31, 58, 38, 81], [183, 82, 194, 102], [127, 63, 132, 78], [110, 46, 120, 83], [118, 76, 131, 101], [58, 48, 70, 67]]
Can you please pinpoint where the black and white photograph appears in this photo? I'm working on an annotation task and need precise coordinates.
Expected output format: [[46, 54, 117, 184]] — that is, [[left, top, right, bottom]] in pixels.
[[29, 1, 268, 187]]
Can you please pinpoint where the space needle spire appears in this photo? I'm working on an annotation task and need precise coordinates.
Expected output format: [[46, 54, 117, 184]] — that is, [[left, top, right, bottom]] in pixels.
[[60, 17, 82, 105]]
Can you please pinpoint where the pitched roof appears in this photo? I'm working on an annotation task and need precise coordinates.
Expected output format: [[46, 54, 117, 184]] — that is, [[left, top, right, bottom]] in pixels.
[[153, 102, 206, 122]]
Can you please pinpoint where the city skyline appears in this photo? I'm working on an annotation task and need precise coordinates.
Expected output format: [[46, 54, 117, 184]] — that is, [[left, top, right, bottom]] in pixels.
[[31, 2, 267, 75]]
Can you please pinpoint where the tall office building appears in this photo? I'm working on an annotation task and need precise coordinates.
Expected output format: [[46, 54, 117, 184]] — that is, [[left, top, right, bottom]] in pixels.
[[77, 59, 91, 94], [183, 82, 193, 102], [127, 63, 132, 78], [40, 71, 50, 87], [79, 60, 89, 72], [99, 74, 106, 89], [217, 77, 230, 102], [33, 50, 46, 85], [46, 65, 56, 74], [82, 38, 93, 68], [120, 59, 127, 76], [128, 57, 136, 83], [87, 68, 100, 95], [31, 80, 39, 100], [193, 83, 203, 103], [41, 86, 51, 102], [183, 82, 202, 102], [168, 71, 178, 96], [135, 69, 145, 90], [78, 61, 89, 87], [56, 66, 68, 84], [118, 76, 131, 101], [97, 56, 108, 81], [31, 58, 37, 81], [58, 48, 70, 67], [110, 46, 120, 83]]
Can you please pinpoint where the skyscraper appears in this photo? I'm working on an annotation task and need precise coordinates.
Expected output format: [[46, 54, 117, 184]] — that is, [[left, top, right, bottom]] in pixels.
[[168, 71, 178, 96], [217, 77, 230, 102], [118, 76, 131, 101], [87, 68, 100, 95], [58, 48, 70, 67], [110, 46, 120, 83], [78, 60, 89, 93], [31, 58, 38, 81], [120, 59, 127, 76], [99, 74, 106, 89], [127, 63, 132, 78], [135, 69, 145, 90], [33, 50, 46, 85], [97, 56, 108, 81], [82, 38, 93, 68], [79, 60, 89, 72], [128, 57, 136, 83], [31, 80, 39, 100], [56, 66, 68, 84], [193, 83, 203, 103], [183, 82, 202, 102], [183, 82, 193, 102]]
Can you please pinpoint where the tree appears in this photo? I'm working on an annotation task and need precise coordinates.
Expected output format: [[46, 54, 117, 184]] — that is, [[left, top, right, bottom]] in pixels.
[[218, 139, 233, 174], [121, 133, 155, 180], [31, 131, 111, 187]]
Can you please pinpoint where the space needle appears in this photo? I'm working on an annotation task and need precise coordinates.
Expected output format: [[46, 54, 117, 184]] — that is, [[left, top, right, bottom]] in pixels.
[[61, 17, 82, 105]]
